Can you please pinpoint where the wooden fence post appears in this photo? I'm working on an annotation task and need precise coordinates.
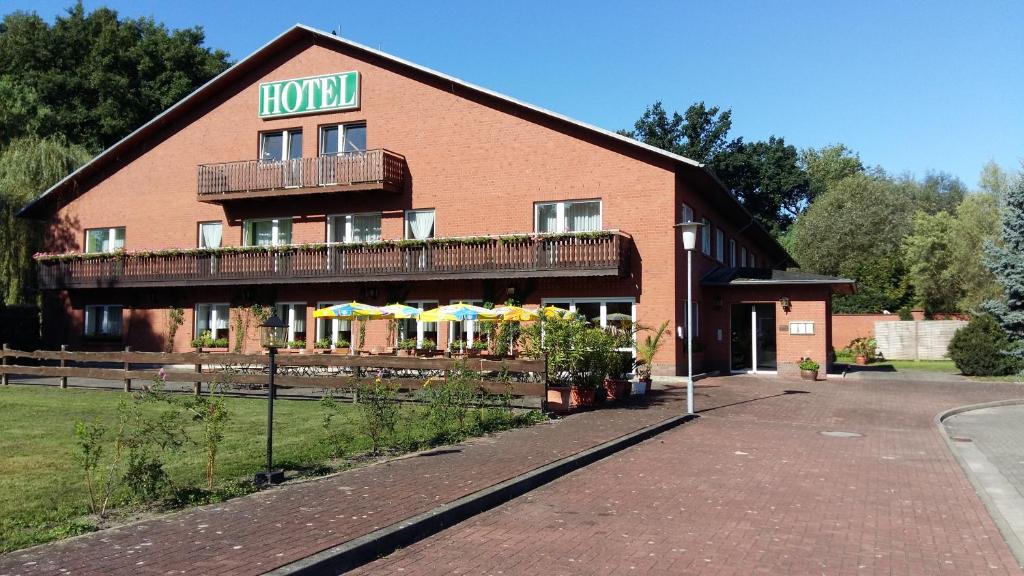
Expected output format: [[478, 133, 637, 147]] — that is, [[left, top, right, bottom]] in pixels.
[[59, 344, 68, 389], [194, 346, 202, 396], [123, 345, 131, 392], [1, 343, 8, 386]]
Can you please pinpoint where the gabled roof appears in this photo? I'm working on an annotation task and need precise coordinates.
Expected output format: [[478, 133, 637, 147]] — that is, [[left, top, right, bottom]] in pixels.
[[701, 267, 856, 294], [16, 24, 793, 266]]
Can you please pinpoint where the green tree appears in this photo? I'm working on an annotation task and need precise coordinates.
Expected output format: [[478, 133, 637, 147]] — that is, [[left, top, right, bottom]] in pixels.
[[978, 160, 1012, 199], [0, 135, 92, 304], [914, 171, 967, 215], [952, 191, 1003, 311], [0, 3, 231, 150], [902, 211, 959, 313], [618, 100, 735, 164], [789, 173, 917, 312], [711, 136, 811, 233], [982, 166, 1024, 362], [799, 143, 864, 201]]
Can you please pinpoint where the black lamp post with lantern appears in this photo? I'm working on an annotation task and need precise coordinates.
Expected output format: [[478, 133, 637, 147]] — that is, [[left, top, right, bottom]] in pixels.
[[256, 313, 287, 487]]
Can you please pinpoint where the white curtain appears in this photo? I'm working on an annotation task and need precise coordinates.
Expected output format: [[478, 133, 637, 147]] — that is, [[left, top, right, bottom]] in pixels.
[[102, 306, 122, 336], [111, 228, 125, 251], [276, 219, 293, 245], [201, 224, 222, 249], [353, 214, 381, 242], [213, 305, 229, 330], [195, 305, 211, 332], [537, 204, 558, 233], [566, 202, 600, 232], [407, 210, 435, 239]]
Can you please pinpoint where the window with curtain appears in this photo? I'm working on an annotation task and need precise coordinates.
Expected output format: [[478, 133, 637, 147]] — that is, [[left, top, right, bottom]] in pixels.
[[534, 200, 601, 233], [401, 301, 438, 347], [701, 219, 711, 255], [244, 218, 292, 246], [198, 222, 222, 248], [681, 204, 694, 223], [405, 209, 435, 240], [275, 303, 307, 343], [330, 213, 381, 243], [85, 227, 125, 253], [83, 305, 123, 338], [315, 302, 352, 347], [195, 304, 229, 340], [715, 228, 725, 262]]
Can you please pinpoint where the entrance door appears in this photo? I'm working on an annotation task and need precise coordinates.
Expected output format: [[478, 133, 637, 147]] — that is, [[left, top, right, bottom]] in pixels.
[[730, 303, 777, 373]]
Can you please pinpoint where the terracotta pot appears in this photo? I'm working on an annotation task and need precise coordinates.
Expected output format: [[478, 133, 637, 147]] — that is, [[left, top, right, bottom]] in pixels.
[[334, 348, 351, 355], [855, 355, 868, 365], [800, 369, 818, 381], [397, 349, 413, 357], [603, 378, 631, 401], [546, 386, 572, 413], [570, 387, 596, 409]]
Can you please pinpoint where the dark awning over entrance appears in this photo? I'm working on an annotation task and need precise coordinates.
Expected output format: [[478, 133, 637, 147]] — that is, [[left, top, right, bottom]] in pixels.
[[700, 267, 855, 295]]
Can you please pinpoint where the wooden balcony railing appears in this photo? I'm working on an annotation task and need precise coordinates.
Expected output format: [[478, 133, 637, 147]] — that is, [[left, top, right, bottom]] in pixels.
[[37, 232, 630, 289], [196, 149, 405, 202]]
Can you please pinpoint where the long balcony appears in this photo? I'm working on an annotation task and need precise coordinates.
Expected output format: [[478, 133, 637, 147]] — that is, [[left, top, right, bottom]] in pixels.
[[37, 231, 631, 289], [196, 149, 406, 202]]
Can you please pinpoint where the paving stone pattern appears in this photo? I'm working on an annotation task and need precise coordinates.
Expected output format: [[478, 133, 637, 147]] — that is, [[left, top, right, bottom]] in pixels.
[[946, 405, 1024, 501], [353, 377, 1024, 576]]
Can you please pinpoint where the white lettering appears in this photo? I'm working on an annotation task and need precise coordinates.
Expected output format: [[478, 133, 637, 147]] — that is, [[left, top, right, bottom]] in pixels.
[[281, 80, 302, 113], [321, 75, 338, 108], [303, 78, 319, 110], [261, 83, 282, 116]]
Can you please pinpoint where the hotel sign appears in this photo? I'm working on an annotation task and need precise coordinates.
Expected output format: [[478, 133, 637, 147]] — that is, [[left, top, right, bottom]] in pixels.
[[258, 71, 360, 118]]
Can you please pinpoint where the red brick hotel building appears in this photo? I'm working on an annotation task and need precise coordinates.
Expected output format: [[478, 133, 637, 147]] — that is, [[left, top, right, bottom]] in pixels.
[[20, 25, 852, 377]]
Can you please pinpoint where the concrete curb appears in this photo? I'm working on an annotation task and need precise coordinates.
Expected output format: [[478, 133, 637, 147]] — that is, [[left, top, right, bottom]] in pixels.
[[936, 399, 1024, 569], [266, 411, 698, 575]]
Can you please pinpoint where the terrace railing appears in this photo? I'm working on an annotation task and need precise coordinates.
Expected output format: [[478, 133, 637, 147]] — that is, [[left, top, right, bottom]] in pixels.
[[196, 149, 406, 200], [37, 231, 630, 289]]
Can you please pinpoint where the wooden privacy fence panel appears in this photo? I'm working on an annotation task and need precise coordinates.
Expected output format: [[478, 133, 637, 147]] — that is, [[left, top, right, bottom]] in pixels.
[[37, 232, 629, 289], [873, 320, 967, 360], [0, 347, 547, 397]]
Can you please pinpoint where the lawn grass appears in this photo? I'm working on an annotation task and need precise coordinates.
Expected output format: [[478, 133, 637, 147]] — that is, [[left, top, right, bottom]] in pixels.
[[834, 354, 960, 374], [0, 384, 536, 553]]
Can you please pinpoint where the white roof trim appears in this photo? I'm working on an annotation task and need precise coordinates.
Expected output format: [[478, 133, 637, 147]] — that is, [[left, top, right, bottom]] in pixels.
[[20, 23, 702, 217]]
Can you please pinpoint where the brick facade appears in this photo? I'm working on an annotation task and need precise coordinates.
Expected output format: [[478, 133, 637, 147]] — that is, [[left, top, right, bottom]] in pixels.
[[29, 27, 827, 377]]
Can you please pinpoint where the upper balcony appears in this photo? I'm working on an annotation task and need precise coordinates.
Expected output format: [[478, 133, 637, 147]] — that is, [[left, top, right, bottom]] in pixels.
[[196, 149, 406, 203], [36, 231, 631, 290]]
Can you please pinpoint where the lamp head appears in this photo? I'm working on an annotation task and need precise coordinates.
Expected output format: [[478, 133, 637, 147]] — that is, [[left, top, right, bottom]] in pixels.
[[675, 221, 705, 252]]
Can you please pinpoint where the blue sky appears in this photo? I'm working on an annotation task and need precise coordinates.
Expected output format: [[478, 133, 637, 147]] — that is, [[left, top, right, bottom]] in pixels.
[[7, 0, 1023, 186]]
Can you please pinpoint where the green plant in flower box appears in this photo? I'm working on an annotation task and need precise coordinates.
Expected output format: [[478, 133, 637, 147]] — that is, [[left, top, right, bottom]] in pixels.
[[314, 338, 332, 350], [334, 338, 351, 349], [798, 358, 820, 371], [398, 338, 418, 351]]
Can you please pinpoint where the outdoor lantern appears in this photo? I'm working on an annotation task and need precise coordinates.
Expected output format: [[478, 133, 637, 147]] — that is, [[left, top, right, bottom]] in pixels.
[[260, 313, 288, 349], [676, 221, 704, 252], [780, 297, 792, 313]]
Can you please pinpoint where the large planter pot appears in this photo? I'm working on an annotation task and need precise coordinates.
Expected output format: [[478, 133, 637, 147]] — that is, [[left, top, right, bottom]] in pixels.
[[546, 386, 572, 413], [800, 369, 818, 381], [396, 349, 413, 357], [855, 355, 868, 365], [334, 347, 352, 355], [570, 386, 596, 409], [603, 378, 631, 402]]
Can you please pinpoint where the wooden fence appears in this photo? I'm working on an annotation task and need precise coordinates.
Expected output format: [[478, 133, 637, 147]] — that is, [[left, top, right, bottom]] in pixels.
[[0, 345, 548, 399]]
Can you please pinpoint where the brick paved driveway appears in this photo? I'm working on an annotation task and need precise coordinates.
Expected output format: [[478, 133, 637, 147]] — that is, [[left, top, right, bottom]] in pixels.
[[355, 376, 1024, 575]]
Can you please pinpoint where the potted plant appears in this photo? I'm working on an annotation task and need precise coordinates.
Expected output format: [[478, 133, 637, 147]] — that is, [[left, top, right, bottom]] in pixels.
[[634, 321, 669, 395], [191, 330, 229, 352], [849, 337, 876, 365], [417, 338, 437, 357], [334, 338, 351, 355], [314, 338, 332, 353], [602, 349, 632, 402], [468, 340, 488, 358], [285, 339, 306, 353], [397, 338, 417, 357], [799, 357, 820, 381]]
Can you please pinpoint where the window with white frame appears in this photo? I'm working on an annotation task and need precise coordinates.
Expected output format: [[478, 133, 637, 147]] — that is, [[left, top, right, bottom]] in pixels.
[[194, 304, 229, 342], [320, 123, 366, 155], [715, 228, 725, 262], [328, 213, 381, 243], [729, 239, 736, 267], [85, 227, 125, 253], [701, 219, 711, 255], [260, 129, 302, 162], [198, 222, 222, 248], [83, 305, 123, 338], [315, 301, 352, 348], [448, 299, 485, 350], [535, 200, 601, 233], [243, 218, 292, 246], [275, 303, 307, 344], [681, 203, 694, 224], [400, 300, 438, 347], [740, 246, 748, 267], [405, 209, 435, 240]]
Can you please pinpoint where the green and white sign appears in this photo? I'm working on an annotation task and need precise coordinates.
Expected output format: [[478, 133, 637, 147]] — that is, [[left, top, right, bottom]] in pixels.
[[259, 71, 360, 118]]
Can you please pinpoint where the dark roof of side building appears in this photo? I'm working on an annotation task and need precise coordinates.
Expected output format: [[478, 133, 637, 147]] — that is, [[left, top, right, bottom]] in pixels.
[[701, 267, 856, 293], [16, 24, 794, 267]]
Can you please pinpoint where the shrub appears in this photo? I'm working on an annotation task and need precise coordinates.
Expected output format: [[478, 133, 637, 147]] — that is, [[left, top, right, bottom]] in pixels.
[[420, 338, 437, 351], [948, 315, 1021, 376], [398, 338, 418, 350], [848, 337, 877, 360], [356, 378, 399, 453], [334, 338, 351, 349], [314, 338, 332, 350]]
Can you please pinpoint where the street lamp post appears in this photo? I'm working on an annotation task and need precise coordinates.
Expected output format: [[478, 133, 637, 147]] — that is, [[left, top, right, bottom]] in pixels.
[[256, 312, 287, 487], [675, 221, 704, 415]]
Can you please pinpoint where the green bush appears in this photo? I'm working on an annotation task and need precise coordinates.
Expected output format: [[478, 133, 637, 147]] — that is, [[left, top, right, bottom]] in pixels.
[[948, 315, 1021, 376]]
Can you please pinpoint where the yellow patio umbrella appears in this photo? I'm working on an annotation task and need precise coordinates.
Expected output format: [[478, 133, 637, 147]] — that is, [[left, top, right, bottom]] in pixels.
[[379, 303, 421, 319], [491, 305, 540, 322], [540, 305, 571, 319], [419, 302, 500, 323], [312, 301, 387, 320]]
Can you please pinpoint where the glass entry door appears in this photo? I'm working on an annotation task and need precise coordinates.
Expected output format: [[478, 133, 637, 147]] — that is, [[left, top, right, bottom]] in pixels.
[[730, 303, 777, 373]]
